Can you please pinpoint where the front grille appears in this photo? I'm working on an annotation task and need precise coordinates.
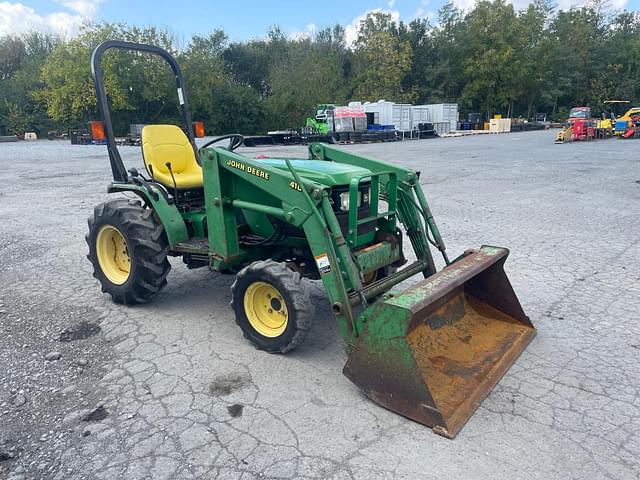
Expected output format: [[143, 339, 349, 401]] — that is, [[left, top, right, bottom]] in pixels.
[[335, 206, 375, 238], [330, 182, 375, 238]]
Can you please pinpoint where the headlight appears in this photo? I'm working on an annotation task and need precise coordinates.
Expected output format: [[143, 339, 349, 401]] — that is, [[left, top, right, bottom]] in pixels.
[[339, 191, 362, 211]]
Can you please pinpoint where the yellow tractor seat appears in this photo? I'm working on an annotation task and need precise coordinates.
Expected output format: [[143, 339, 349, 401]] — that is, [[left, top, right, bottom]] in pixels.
[[141, 125, 203, 189]]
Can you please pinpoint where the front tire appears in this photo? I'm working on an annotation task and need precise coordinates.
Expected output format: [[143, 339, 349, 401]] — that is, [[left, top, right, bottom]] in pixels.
[[86, 198, 170, 304], [231, 260, 312, 353]]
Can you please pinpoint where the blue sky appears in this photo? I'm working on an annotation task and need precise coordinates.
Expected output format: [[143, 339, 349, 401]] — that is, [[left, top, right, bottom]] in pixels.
[[97, 0, 416, 40], [1, 0, 639, 40]]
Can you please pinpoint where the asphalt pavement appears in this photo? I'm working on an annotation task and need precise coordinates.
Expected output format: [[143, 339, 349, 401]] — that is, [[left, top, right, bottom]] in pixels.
[[0, 130, 638, 479]]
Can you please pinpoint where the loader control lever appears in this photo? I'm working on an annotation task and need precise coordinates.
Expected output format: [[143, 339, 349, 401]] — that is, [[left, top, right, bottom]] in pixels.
[[165, 162, 181, 208]]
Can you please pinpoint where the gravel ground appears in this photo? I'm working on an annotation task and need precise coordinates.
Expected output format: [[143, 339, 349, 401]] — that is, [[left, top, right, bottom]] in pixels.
[[0, 130, 639, 480]]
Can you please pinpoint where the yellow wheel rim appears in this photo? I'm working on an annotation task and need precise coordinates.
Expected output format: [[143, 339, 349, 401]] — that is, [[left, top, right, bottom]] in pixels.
[[243, 281, 288, 337], [363, 270, 378, 284], [96, 225, 131, 285]]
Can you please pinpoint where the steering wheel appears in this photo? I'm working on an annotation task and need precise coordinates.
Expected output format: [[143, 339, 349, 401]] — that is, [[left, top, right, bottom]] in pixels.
[[202, 134, 244, 151]]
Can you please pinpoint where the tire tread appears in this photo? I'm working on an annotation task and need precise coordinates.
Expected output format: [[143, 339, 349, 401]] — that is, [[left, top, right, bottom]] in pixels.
[[86, 198, 170, 304], [230, 260, 312, 353]]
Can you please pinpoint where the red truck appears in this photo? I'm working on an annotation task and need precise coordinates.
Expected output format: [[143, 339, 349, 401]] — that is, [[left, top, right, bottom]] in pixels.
[[569, 107, 596, 139], [556, 106, 596, 142]]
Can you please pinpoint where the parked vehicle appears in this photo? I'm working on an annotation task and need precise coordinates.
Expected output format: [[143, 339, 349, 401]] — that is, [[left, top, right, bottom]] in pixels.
[[87, 40, 536, 439], [555, 107, 600, 143]]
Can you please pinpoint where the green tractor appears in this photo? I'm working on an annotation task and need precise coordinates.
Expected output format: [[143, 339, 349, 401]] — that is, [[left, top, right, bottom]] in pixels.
[[87, 41, 535, 438]]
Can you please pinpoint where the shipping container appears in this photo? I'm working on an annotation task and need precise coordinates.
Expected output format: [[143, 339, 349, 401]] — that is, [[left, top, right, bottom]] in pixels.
[[363, 100, 395, 127], [433, 122, 450, 136], [425, 104, 459, 131], [392, 104, 412, 131], [363, 100, 458, 132], [411, 106, 431, 126]]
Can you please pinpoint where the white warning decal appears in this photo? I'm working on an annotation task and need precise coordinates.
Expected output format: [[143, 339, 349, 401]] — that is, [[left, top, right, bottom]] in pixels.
[[177, 87, 184, 105], [315, 253, 331, 275]]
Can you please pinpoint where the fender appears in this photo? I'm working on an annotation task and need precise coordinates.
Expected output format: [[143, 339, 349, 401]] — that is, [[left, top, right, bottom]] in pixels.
[[107, 183, 189, 246]]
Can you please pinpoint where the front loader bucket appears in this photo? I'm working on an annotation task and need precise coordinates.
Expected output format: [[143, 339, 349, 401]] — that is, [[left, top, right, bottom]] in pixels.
[[344, 246, 535, 438]]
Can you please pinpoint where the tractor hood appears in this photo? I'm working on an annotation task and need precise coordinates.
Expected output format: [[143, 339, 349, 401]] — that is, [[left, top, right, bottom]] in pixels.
[[257, 158, 372, 187]]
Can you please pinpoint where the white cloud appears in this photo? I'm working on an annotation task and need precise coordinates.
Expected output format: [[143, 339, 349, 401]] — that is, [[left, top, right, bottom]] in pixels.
[[450, 0, 476, 10], [0, 0, 103, 38], [290, 0, 631, 44], [414, 2, 437, 21], [59, 0, 102, 17], [506, 0, 531, 8], [414, 8, 437, 20], [412, 0, 437, 22], [609, 0, 628, 8], [451, 0, 627, 11], [289, 22, 317, 40], [345, 8, 401, 45]]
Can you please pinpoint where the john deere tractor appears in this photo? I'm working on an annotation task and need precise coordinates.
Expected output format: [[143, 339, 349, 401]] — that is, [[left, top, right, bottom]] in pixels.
[[87, 41, 535, 438]]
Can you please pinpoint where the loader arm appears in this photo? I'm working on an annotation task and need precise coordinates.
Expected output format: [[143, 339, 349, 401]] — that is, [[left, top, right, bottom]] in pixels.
[[200, 145, 451, 345], [309, 143, 449, 271]]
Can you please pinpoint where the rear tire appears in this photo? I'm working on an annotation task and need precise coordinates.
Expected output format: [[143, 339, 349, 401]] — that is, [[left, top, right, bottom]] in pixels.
[[86, 198, 170, 304], [231, 260, 312, 353]]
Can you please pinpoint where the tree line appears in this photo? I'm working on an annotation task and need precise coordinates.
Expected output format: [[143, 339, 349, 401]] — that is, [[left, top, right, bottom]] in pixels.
[[1, 0, 639, 136]]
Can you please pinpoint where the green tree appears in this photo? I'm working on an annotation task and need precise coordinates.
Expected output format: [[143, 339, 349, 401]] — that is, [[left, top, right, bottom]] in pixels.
[[0, 35, 26, 80], [399, 18, 434, 103], [266, 45, 346, 128], [181, 30, 266, 134], [462, 0, 520, 117], [3, 4, 640, 135], [548, 6, 606, 117], [604, 12, 640, 103], [0, 32, 58, 134], [428, 3, 468, 103], [516, 0, 554, 118], [354, 31, 414, 102], [38, 23, 179, 132], [223, 40, 272, 97], [352, 13, 414, 102]]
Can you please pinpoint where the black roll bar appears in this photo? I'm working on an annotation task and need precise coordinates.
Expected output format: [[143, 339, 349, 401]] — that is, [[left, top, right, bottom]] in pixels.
[[91, 40, 196, 183]]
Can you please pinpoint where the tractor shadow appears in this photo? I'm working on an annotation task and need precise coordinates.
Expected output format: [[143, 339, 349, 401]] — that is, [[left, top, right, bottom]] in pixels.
[[143, 262, 342, 357]]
